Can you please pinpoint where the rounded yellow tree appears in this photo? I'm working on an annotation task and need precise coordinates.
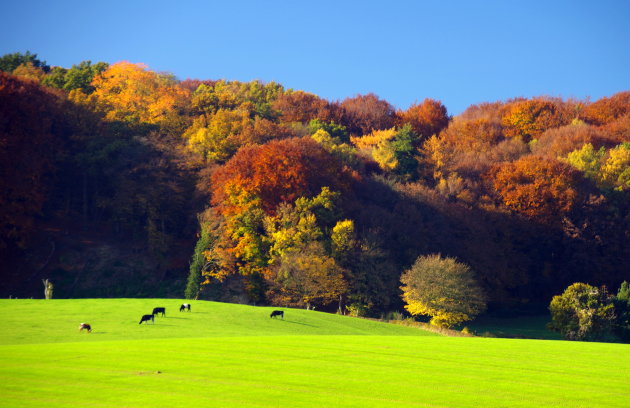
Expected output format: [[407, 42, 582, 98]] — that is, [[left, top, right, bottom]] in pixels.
[[400, 254, 487, 328]]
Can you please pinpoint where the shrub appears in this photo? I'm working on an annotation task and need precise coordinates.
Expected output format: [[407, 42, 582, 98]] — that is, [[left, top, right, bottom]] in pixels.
[[548, 282, 615, 341]]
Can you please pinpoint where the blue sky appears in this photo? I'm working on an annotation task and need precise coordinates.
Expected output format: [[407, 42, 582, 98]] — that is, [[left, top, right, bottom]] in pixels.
[[1, 0, 628, 114]]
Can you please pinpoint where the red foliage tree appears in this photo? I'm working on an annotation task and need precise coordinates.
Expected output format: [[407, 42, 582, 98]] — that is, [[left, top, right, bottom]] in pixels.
[[211, 137, 350, 215], [238, 117, 297, 146], [457, 101, 505, 123], [339, 93, 395, 136], [179, 78, 217, 93], [0, 73, 64, 247], [271, 91, 332, 123]]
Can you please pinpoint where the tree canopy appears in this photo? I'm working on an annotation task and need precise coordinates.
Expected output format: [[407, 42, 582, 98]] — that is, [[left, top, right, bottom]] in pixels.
[[548, 283, 616, 341], [400, 254, 487, 328]]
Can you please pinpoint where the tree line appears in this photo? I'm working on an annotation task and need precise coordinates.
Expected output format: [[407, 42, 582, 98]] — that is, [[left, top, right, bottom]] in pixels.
[[1, 52, 628, 329]]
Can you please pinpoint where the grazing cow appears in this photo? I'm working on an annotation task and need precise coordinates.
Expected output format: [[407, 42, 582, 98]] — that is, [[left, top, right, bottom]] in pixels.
[[79, 323, 92, 333], [180, 303, 191, 312], [270, 310, 284, 319], [152, 307, 166, 316], [139, 314, 154, 324]]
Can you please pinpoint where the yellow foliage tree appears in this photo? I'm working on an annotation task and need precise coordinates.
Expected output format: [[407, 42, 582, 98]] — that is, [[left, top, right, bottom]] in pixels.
[[184, 109, 251, 162], [351, 127, 420, 173], [331, 219, 356, 256], [599, 143, 630, 191], [563, 143, 605, 181], [264, 203, 323, 264], [350, 127, 396, 150], [420, 134, 447, 180], [371, 140, 398, 171], [12, 62, 46, 82], [400, 254, 486, 328], [271, 243, 348, 309]]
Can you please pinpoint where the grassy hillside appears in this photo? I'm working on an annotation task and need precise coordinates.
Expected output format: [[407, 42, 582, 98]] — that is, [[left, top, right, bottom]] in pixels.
[[0, 299, 628, 408], [0, 299, 434, 345]]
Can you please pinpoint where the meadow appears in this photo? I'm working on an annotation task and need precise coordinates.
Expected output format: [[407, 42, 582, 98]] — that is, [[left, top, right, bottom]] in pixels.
[[0, 299, 628, 407]]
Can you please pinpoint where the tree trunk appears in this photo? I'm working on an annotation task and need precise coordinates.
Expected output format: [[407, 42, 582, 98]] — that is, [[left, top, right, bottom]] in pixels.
[[42, 279, 54, 299]]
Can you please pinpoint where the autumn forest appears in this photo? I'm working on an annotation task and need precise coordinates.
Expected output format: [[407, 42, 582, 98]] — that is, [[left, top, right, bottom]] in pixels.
[[1, 52, 628, 320]]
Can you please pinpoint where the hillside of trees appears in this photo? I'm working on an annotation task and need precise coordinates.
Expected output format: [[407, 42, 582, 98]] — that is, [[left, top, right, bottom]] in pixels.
[[1, 52, 628, 317]]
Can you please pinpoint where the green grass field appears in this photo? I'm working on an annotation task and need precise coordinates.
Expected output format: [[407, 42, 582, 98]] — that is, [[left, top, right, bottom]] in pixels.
[[0, 299, 628, 407]]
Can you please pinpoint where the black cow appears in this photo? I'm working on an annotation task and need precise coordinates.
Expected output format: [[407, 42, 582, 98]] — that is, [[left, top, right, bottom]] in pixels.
[[270, 310, 284, 319], [79, 323, 92, 333], [152, 307, 166, 316], [180, 303, 191, 312], [139, 314, 154, 324]]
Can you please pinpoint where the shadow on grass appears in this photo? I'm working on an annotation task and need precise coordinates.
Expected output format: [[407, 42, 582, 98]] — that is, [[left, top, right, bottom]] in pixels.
[[280, 320, 317, 328]]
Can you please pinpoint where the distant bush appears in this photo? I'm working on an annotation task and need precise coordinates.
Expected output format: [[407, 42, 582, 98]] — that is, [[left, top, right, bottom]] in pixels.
[[345, 303, 369, 317], [382, 311, 405, 321]]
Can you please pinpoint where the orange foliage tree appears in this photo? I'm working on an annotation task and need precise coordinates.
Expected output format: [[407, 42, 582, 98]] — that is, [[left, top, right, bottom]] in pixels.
[[91, 61, 190, 125], [487, 156, 582, 223], [501, 98, 569, 142], [396, 98, 449, 140], [601, 113, 630, 144], [532, 122, 613, 158], [420, 118, 506, 180], [582, 91, 630, 126]]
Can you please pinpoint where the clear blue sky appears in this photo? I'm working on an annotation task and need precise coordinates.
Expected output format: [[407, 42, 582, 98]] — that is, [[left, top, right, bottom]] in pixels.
[[1, 0, 628, 114]]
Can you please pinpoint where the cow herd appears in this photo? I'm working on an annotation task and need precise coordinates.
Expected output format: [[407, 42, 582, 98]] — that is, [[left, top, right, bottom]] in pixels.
[[79, 303, 285, 333], [138, 304, 188, 324], [78, 303, 192, 333]]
